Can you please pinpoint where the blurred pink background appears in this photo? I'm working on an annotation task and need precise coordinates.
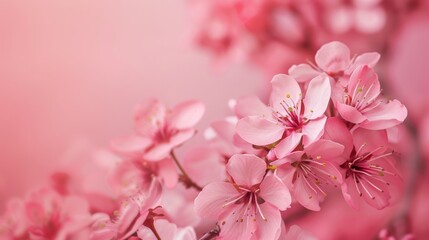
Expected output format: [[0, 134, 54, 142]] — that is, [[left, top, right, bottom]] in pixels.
[[1, 1, 429, 238], [0, 0, 265, 207]]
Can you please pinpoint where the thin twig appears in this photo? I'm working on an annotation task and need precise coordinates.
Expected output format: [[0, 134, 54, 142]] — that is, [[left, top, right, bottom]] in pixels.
[[171, 151, 203, 191]]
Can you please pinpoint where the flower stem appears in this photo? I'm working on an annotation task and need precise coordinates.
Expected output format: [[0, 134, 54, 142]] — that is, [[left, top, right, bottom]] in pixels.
[[171, 151, 203, 191]]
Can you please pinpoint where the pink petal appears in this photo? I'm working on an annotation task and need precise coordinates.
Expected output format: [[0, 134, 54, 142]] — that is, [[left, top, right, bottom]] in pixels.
[[346, 52, 380, 74], [194, 182, 239, 219], [303, 74, 331, 119], [360, 100, 408, 130], [259, 175, 291, 211], [352, 128, 388, 154], [136, 225, 158, 240], [292, 174, 321, 211], [169, 129, 196, 147], [323, 117, 354, 158], [143, 143, 173, 161], [269, 74, 302, 115], [158, 158, 179, 188], [234, 96, 272, 119], [134, 99, 166, 137], [218, 204, 257, 240], [236, 116, 285, 146], [288, 64, 320, 83], [304, 139, 345, 160], [337, 102, 366, 124], [153, 219, 177, 240], [301, 116, 326, 146], [315, 41, 351, 73], [255, 204, 282, 240], [168, 100, 205, 129], [348, 65, 380, 102], [284, 225, 316, 240], [210, 119, 236, 143], [274, 132, 303, 159], [227, 154, 266, 187], [110, 136, 152, 156]]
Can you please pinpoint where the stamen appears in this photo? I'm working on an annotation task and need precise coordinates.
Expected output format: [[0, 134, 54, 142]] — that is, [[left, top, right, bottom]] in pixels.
[[254, 194, 266, 221], [222, 193, 247, 208]]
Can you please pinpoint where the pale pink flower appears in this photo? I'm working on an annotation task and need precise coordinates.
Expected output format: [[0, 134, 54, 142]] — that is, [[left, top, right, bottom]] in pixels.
[[194, 154, 291, 240], [288, 41, 380, 83], [336, 65, 408, 130], [90, 179, 162, 240], [112, 99, 205, 161], [273, 139, 344, 211], [236, 74, 331, 158], [328, 119, 403, 210]]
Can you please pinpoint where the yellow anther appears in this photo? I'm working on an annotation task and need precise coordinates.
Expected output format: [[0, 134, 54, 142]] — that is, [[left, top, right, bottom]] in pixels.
[[332, 175, 337, 180], [287, 107, 293, 112], [379, 172, 385, 177], [357, 87, 363, 92], [267, 165, 277, 171], [286, 93, 291, 98]]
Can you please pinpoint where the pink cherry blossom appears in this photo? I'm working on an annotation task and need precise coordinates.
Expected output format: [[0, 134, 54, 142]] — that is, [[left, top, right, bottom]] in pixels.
[[335, 125, 403, 210], [236, 74, 331, 158], [90, 178, 162, 240], [273, 139, 344, 211], [336, 65, 408, 130], [194, 154, 291, 240], [288, 41, 380, 83], [112, 99, 205, 161], [8, 188, 93, 240]]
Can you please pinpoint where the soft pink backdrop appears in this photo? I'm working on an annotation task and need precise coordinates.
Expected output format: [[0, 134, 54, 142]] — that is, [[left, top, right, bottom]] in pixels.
[[0, 0, 264, 206]]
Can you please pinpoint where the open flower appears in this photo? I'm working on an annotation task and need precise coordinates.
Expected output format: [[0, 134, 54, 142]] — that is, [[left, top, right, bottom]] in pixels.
[[288, 41, 380, 83], [273, 139, 344, 211], [194, 154, 291, 240], [112, 99, 205, 161], [236, 74, 331, 158], [336, 65, 407, 130], [90, 179, 162, 240], [325, 118, 404, 210]]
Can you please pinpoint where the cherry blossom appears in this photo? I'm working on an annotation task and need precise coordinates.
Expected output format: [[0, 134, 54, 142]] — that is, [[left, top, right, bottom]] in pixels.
[[236, 74, 331, 158], [195, 154, 291, 240]]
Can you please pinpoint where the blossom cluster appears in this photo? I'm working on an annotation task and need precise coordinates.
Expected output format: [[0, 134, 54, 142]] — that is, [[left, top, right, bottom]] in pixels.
[[188, 0, 424, 75], [0, 42, 408, 240]]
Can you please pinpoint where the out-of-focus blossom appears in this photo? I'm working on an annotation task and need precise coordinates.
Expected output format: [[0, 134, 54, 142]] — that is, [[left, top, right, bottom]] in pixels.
[[90, 179, 162, 240], [195, 154, 291, 240], [187, 0, 424, 76], [0, 188, 92, 240], [112, 99, 205, 161]]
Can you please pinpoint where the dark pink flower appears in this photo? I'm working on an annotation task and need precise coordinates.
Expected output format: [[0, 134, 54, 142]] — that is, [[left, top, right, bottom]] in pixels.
[[329, 121, 403, 210]]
